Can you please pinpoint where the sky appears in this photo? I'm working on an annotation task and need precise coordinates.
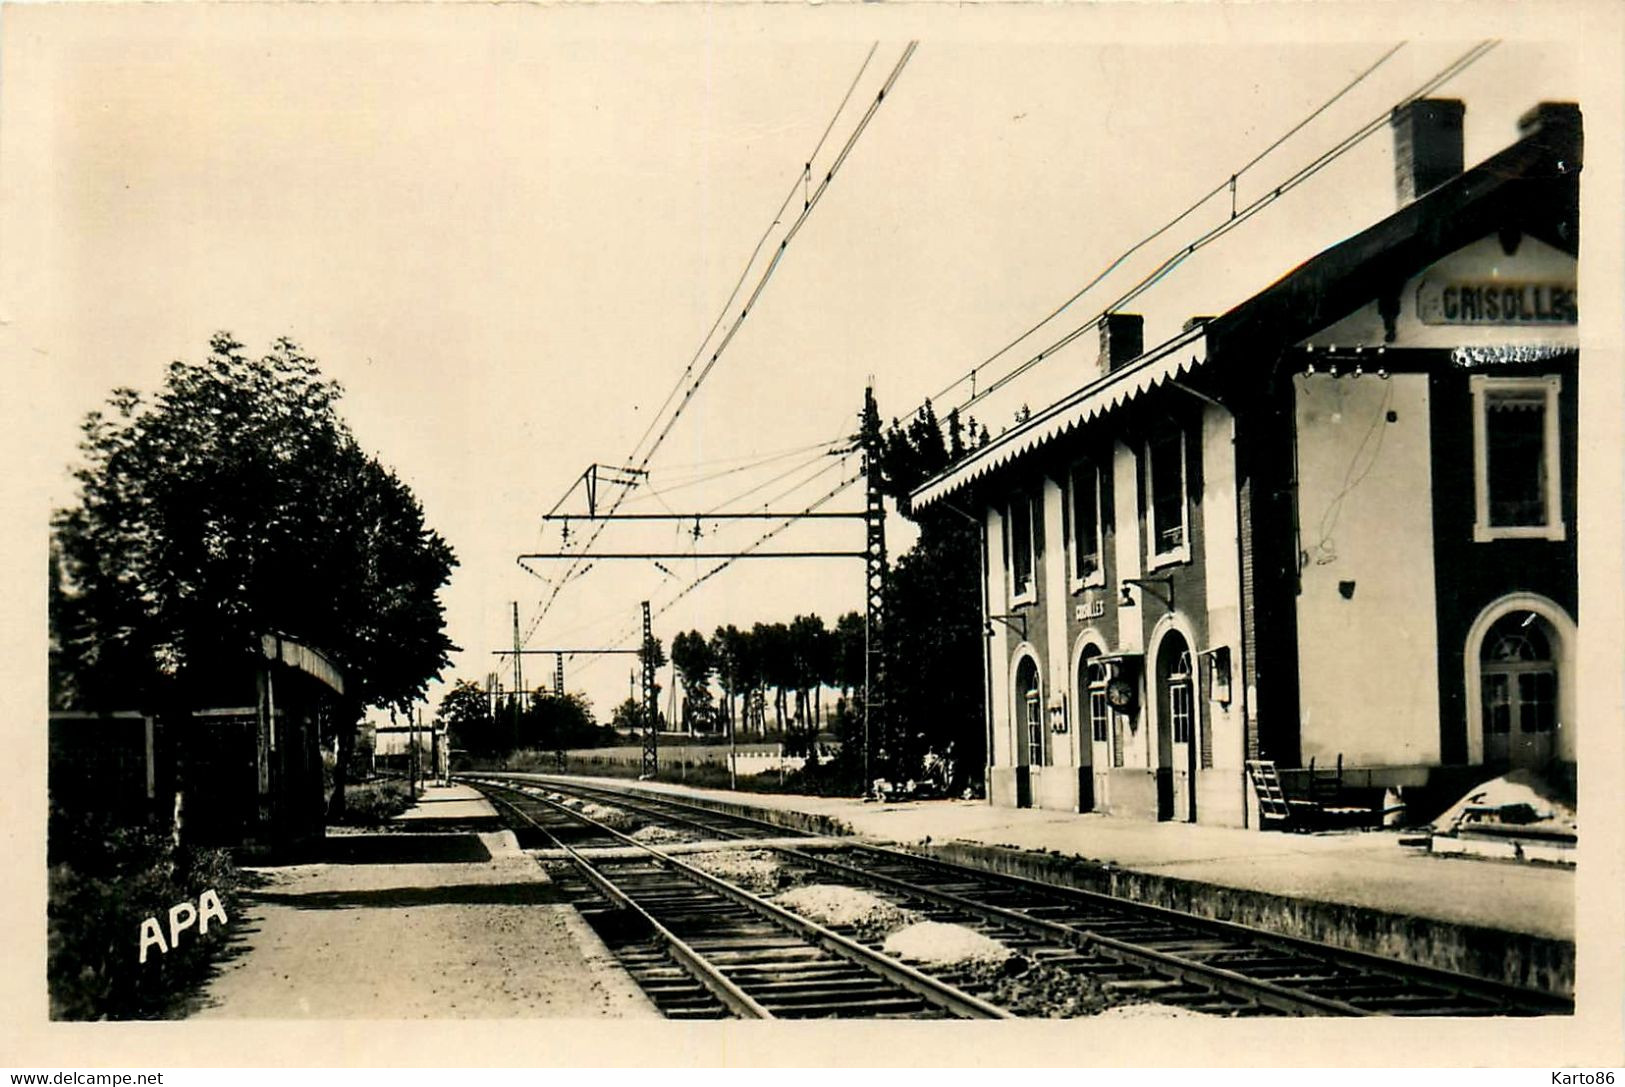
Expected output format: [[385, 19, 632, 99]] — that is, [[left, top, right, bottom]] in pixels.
[[1, 3, 1605, 723]]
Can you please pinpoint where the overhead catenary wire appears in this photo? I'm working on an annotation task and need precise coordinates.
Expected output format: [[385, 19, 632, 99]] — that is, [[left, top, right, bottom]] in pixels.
[[532, 40, 1503, 706], [619, 437, 848, 508], [928, 42, 1406, 408], [701, 445, 846, 516], [523, 42, 915, 645], [951, 39, 1499, 416], [566, 470, 866, 680], [638, 436, 850, 477], [625, 42, 918, 478]]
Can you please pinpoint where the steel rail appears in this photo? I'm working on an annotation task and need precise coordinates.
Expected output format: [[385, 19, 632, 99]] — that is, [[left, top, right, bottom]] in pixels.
[[780, 844, 1364, 1016], [479, 787, 772, 1019], [486, 777, 1342, 1014], [844, 841, 1574, 1016], [496, 774, 1573, 1016], [476, 780, 1010, 1020]]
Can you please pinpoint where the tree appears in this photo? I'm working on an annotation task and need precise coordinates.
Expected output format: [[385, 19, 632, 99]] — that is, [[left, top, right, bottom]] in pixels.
[[732, 625, 764, 736], [831, 610, 866, 699], [610, 697, 645, 734], [521, 691, 601, 751], [752, 621, 793, 735], [711, 624, 745, 736], [788, 613, 829, 734], [872, 397, 987, 788], [437, 679, 495, 758], [670, 630, 715, 734], [49, 333, 458, 816]]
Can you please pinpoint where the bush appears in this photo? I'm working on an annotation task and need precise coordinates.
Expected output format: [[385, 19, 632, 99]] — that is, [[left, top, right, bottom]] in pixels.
[[331, 779, 415, 825], [48, 811, 244, 1020]]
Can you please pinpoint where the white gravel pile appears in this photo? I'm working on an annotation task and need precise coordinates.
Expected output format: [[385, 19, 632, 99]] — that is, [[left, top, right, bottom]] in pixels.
[[775, 884, 914, 931], [684, 850, 795, 894], [629, 824, 690, 844], [573, 800, 630, 822], [882, 921, 1013, 965]]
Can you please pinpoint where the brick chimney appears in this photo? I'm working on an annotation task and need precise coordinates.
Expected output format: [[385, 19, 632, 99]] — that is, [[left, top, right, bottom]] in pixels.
[[1391, 98, 1465, 205], [1518, 101, 1582, 169], [1098, 313, 1144, 376]]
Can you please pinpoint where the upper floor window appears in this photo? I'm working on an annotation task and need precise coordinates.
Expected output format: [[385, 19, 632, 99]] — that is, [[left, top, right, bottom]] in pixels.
[[1472, 376, 1564, 542], [1069, 462, 1105, 588], [1145, 428, 1190, 566], [1006, 493, 1038, 603]]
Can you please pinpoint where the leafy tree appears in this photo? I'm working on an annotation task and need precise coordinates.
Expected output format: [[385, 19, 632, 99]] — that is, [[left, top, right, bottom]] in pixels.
[[437, 679, 496, 758], [788, 613, 830, 735], [49, 334, 458, 816], [520, 691, 601, 751], [752, 621, 793, 735], [670, 630, 715, 733], [711, 624, 745, 736], [872, 397, 987, 788], [734, 626, 764, 736], [609, 696, 644, 734]]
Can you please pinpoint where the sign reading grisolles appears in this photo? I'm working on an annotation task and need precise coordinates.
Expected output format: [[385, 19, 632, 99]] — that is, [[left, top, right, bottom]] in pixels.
[[1416, 279, 1578, 325]]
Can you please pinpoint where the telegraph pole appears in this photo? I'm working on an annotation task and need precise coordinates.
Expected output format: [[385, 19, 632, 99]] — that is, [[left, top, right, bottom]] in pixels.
[[640, 601, 658, 779], [511, 602, 523, 748], [409, 703, 418, 795], [862, 384, 888, 789]]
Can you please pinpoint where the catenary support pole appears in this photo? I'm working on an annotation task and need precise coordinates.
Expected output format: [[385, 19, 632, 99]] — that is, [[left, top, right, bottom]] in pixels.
[[862, 385, 887, 790], [641, 601, 658, 779]]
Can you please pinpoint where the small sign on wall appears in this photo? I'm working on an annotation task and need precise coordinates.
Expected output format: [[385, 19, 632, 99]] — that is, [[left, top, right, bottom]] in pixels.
[[1204, 645, 1233, 706]]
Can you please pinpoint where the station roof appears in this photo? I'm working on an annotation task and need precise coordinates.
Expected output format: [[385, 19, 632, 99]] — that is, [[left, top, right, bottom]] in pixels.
[[910, 324, 1207, 510]]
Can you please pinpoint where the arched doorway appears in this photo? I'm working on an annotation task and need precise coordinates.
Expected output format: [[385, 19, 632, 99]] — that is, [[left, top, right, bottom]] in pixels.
[[1153, 631, 1196, 822], [1480, 611, 1558, 768], [1077, 643, 1106, 812], [1014, 654, 1043, 807]]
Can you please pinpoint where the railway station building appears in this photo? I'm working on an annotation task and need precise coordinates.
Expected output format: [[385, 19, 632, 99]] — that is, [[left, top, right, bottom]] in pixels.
[[909, 99, 1581, 827]]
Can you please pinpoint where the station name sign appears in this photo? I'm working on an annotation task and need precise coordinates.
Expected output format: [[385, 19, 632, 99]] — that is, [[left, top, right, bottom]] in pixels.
[[1417, 280, 1577, 326]]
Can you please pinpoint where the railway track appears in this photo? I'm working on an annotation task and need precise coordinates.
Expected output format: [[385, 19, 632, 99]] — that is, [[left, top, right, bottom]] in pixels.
[[474, 781, 1007, 1020], [468, 774, 1573, 1019]]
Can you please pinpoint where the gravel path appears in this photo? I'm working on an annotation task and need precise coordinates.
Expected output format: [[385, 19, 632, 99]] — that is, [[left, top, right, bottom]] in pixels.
[[192, 830, 655, 1019]]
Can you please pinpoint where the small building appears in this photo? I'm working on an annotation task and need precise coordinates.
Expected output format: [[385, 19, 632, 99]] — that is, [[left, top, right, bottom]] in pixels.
[[910, 99, 1580, 827], [49, 632, 346, 856], [374, 720, 448, 783]]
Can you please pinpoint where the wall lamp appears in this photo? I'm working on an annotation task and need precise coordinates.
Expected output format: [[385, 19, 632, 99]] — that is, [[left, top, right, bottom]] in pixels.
[[1119, 577, 1174, 611], [985, 613, 1028, 640]]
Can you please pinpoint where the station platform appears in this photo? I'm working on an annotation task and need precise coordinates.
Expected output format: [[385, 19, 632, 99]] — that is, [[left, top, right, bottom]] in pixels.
[[509, 773, 1575, 997], [196, 784, 656, 1019]]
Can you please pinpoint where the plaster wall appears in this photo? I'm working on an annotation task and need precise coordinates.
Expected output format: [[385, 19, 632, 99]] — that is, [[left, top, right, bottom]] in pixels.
[[1293, 371, 1441, 767]]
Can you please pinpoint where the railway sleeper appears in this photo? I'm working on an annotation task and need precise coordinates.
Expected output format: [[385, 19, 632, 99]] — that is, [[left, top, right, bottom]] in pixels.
[[771, 998, 938, 1019]]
